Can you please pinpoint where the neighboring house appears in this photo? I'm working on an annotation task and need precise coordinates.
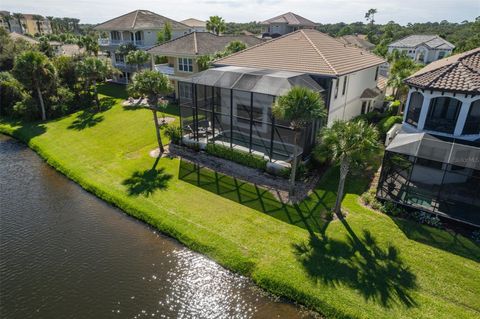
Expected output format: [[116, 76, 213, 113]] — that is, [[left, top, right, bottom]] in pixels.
[[175, 29, 386, 168], [214, 29, 386, 124], [377, 48, 480, 226], [338, 35, 375, 51], [147, 32, 263, 97], [387, 35, 454, 64], [260, 12, 317, 38], [94, 10, 191, 83], [180, 18, 207, 32], [8, 33, 84, 57], [0, 11, 23, 33]]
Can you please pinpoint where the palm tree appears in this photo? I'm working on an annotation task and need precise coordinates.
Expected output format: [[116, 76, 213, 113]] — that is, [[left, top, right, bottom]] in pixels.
[[79, 35, 99, 56], [1, 13, 12, 32], [272, 87, 326, 194], [76, 57, 116, 110], [206, 16, 226, 35], [387, 53, 422, 107], [315, 120, 379, 215], [13, 51, 56, 121], [125, 50, 150, 72], [12, 13, 24, 34], [32, 15, 44, 35], [365, 8, 377, 26], [127, 71, 173, 154], [225, 40, 246, 54]]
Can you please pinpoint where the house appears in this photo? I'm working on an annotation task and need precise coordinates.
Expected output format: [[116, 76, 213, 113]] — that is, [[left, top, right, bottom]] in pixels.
[[214, 29, 387, 124], [387, 35, 455, 64], [377, 48, 480, 226], [260, 12, 317, 38], [338, 35, 375, 51], [181, 18, 207, 32], [176, 29, 386, 168], [8, 33, 84, 57], [147, 32, 263, 98], [94, 10, 191, 83]]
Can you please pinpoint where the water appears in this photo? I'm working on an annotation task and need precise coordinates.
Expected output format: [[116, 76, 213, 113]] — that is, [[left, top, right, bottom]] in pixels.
[[0, 135, 316, 319]]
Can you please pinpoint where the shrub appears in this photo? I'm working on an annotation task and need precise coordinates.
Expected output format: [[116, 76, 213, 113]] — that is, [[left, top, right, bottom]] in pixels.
[[388, 100, 401, 115], [0, 72, 28, 117], [379, 115, 403, 137], [205, 143, 267, 170], [278, 162, 308, 180], [409, 211, 443, 228], [164, 124, 182, 145], [380, 201, 404, 216]]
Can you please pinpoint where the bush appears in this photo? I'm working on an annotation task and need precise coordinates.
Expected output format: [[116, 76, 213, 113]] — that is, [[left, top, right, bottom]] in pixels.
[[205, 143, 268, 170], [164, 124, 182, 145], [379, 115, 403, 137], [278, 162, 308, 180], [0, 72, 29, 117], [388, 100, 401, 115], [380, 201, 404, 216], [409, 211, 443, 228]]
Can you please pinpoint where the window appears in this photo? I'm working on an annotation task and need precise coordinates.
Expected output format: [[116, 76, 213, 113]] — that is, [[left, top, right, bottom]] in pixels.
[[342, 76, 347, 96], [405, 92, 424, 127], [334, 79, 339, 99], [115, 54, 124, 63], [361, 101, 367, 114], [111, 31, 121, 41], [178, 57, 193, 72], [463, 100, 480, 135], [178, 82, 192, 100], [438, 51, 446, 59], [374, 66, 379, 81], [425, 97, 462, 134]]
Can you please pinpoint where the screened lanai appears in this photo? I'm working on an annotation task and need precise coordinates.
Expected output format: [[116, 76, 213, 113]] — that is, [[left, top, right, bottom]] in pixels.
[[178, 66, 325, 163], [377, 132, 480, 226]]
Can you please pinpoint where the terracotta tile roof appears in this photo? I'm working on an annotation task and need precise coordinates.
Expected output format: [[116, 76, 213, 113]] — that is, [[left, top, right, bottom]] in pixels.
[[389, 35, 454, 50], [93, 10, 188, 31], [214, 29, 386, 76], [260, 12, 317, 27], [147, 32, 264, 56], [338, 35, 375, 51], [405, 47, 480, 94], [180, 18, 206, 28]]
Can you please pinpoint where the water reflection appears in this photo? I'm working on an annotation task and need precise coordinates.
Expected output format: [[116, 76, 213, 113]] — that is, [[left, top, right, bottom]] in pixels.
[[0, 135, 316, 319]]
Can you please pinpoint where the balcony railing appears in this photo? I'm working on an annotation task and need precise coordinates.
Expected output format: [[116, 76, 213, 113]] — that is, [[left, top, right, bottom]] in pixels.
[[98, 39, 146, 47], [154, 63, 175, 76]]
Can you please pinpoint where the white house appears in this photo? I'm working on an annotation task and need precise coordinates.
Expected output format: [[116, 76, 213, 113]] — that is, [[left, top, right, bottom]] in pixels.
[[214, 29, 387, 125], [388, 35, 455, 64], [260, 12, 317, 38], [94, 10, 190, 83]]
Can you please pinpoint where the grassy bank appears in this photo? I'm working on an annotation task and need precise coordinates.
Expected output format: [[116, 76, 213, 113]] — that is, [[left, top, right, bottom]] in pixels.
[[1, 84, 479, 319]]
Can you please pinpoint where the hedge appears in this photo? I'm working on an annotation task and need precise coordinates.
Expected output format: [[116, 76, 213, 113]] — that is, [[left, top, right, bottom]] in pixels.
[[205, 143, 268, 170]]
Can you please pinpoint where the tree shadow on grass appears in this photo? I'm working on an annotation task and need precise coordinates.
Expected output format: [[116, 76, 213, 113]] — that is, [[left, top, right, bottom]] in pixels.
[[122, 157, 173, 197], [67, 110, 104, 130], [178, 159, 333, 233], [98, 96, 116, 112], [293, 217, 418, 309]]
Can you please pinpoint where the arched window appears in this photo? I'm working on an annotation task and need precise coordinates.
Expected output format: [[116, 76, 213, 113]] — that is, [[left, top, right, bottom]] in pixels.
[[406, 92, 424, 127], [463, 100, 480, 135], [424, 97, 462, 134]]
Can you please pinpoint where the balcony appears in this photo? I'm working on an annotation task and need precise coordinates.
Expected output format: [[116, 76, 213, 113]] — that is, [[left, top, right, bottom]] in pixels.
[[154, 63, 175, 76], [98, 39, 146, 47]]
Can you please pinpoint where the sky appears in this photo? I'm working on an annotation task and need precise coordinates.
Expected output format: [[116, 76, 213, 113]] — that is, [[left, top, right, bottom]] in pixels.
[[1, 0, 479, 25]]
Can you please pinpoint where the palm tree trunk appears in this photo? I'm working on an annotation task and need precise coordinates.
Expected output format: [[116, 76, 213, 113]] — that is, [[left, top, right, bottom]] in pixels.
[[152, 110, 164, 154], [36, 85, 46, 121], [334, 157, 349, 215], [289, 131, 299, 197], [93, 79, 100, 111]]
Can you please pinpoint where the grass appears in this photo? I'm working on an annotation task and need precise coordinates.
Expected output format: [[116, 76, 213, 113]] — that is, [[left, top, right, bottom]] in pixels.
[[1, 83, 479, 319]]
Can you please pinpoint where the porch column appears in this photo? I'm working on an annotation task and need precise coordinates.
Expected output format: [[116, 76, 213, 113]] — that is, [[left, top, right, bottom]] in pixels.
[[454, 100, 471, 136], [133, 32, 136, 46], [120, 31, 124, 43], [417, 94, 432, 131]]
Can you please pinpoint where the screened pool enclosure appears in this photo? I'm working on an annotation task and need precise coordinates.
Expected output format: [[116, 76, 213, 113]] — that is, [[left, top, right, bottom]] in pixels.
[[178, 67, 325, 163], [377, 133, 480, 226]]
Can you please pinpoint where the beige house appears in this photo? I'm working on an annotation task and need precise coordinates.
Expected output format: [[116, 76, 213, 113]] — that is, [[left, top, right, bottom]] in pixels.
[[180, 18, 207, 32], [260, 12, 317, 38], [147, 32, 263, 98]]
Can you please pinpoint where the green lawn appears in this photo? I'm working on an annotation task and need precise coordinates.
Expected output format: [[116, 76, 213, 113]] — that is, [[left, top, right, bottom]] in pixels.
[[1, 84, 479, 319]]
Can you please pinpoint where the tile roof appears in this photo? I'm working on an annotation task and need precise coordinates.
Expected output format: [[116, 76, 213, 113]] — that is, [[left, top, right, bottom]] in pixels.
[[93, 10, 188, 31], [338, 35, 375, 51], [260, 12, 317, 27], [180, 18, 206, 28], [405, 47, 480, 94], [147, 32, 264, 56], [389, 35, 455, 50], [214, 29, 386, 77]]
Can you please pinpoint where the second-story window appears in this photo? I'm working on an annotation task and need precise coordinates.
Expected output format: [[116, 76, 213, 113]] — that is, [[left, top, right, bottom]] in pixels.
[[111, 31, 121, 41], [178, 58, 193, 72], [342, 76, 347, 96]]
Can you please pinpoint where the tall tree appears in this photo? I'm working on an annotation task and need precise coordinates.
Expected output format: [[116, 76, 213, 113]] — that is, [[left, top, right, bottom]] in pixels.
[[79, 35, 99, 56], [76, 57, 116, 110], [127, 71, 173, 154], [365, 8, 377, 26], [206, 16, 226, 35], [315, 120, 379, 215], [272, 87, 326, 195], [225, 40, 246, 54], [13, 51, 56, 121], [12, 13, 24, 34], [387, 52, 422, 104], [125, 50, 150, 72]]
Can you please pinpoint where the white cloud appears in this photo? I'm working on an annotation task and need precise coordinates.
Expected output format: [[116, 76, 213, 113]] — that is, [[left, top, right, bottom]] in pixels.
[[1, 0, 478, 24]]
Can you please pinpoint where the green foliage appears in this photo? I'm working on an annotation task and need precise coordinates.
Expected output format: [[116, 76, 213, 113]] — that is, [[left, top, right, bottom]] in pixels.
[[387, 100, 401, 115], [225, 40, 247, 53], [53, 55, 78, 90], [205, 143, 267, 170], [127, 70, 173, 110], [196, 55, 213, 71], [78, 35, 99, 56], [164, 124, 182, 145], [157, 22, 172, 44], [378, 115, 403, 137], [115, 43, 137, 56], [0, 71, 29, 117], [0, 27, 35, 71], [125, 50, 150, 70], [38, 38, 54, 58], [206, 16, 226, 35]]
